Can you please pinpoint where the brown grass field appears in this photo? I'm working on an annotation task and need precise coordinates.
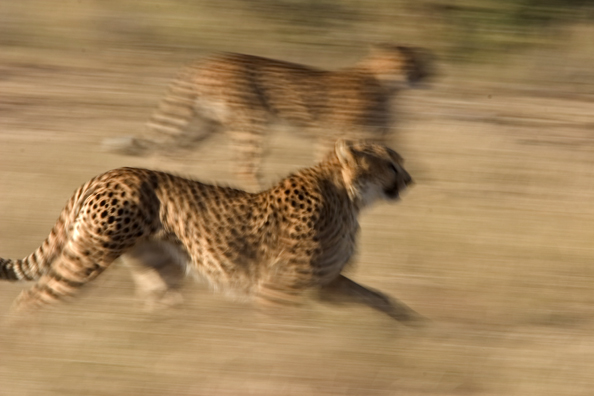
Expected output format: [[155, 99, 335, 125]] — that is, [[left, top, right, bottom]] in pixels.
[[0, 8, 593, 394]]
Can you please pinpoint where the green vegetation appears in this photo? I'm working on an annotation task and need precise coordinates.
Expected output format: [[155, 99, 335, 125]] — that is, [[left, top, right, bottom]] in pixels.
[[1, 0, 592, 62]]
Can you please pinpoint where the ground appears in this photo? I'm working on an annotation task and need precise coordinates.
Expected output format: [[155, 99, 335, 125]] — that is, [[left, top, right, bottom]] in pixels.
[[0, 48, 593, 396]]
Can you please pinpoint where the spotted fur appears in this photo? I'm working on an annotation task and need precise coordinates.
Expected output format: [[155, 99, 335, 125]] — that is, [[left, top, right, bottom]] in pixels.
[[104, 45, 432, 189], [2, 141, 420, 323]]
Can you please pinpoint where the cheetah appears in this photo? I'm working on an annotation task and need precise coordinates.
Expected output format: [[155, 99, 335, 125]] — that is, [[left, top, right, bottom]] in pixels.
[[1, 140, 420, 323], [104, 44, 432, 189]]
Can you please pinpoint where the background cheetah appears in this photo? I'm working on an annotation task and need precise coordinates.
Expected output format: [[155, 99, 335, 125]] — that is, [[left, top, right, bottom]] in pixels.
[[104, 44, 432, 189], [1, 140, 419, 322]]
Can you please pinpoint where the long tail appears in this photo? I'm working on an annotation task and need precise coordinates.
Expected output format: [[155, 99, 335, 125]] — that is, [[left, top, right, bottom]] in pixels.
[[0, 175, 101, 281]]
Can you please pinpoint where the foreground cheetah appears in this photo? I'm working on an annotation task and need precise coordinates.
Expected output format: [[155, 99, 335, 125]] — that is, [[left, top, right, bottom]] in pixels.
[[104, 44, 431, 189], [1, 140, 420, 323]]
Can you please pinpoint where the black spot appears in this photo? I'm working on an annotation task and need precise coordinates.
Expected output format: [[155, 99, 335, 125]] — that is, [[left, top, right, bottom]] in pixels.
[[108, 216, 115, 224], [121, 191, 126, 198], [111, 199, 118, 206], [100, 200, 106, 207], [298, 195, 304, 200], [284, 189, 290, 195], [101, 210, 108, 218], [124, 217, 131, 224], [117, 209, 124, 216]]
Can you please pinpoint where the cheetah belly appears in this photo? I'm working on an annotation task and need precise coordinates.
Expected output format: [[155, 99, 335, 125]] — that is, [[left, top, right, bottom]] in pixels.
[[187, 239, 258, 296]]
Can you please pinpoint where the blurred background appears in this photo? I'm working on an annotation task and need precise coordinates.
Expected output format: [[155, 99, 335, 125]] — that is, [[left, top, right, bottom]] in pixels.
[[1, 1, 594, 395]]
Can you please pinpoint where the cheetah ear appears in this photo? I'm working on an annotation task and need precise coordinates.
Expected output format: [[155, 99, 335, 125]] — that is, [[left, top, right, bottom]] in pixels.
[[335, 139, 357, 168]]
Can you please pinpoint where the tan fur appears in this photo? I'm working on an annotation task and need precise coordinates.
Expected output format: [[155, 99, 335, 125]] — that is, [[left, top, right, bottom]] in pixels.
[[104, 45, 432, 189], [1, 141, 421, 323]]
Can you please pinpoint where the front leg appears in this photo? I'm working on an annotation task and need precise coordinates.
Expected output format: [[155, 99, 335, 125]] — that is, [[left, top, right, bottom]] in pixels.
[[320, 274, 425, 325], [229, 116, 269, 192]]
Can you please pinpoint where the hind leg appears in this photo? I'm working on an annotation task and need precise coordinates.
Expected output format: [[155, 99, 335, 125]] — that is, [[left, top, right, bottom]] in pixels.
[[102, 65, 202, 157], [121, 240, 188, 311], [10, 238, 119, 313]]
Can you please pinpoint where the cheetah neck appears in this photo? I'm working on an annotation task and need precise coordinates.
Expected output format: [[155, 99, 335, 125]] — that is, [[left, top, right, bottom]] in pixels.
[[309, 158, 363, 212]]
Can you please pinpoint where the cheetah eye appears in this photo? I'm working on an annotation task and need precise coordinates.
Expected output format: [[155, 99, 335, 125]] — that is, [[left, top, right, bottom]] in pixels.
[[389, 163, 398, 175]]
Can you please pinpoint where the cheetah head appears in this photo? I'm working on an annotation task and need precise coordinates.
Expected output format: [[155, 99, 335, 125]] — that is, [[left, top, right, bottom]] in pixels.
[[363, 44, 433, 89], [335, 139, 413, 208]]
